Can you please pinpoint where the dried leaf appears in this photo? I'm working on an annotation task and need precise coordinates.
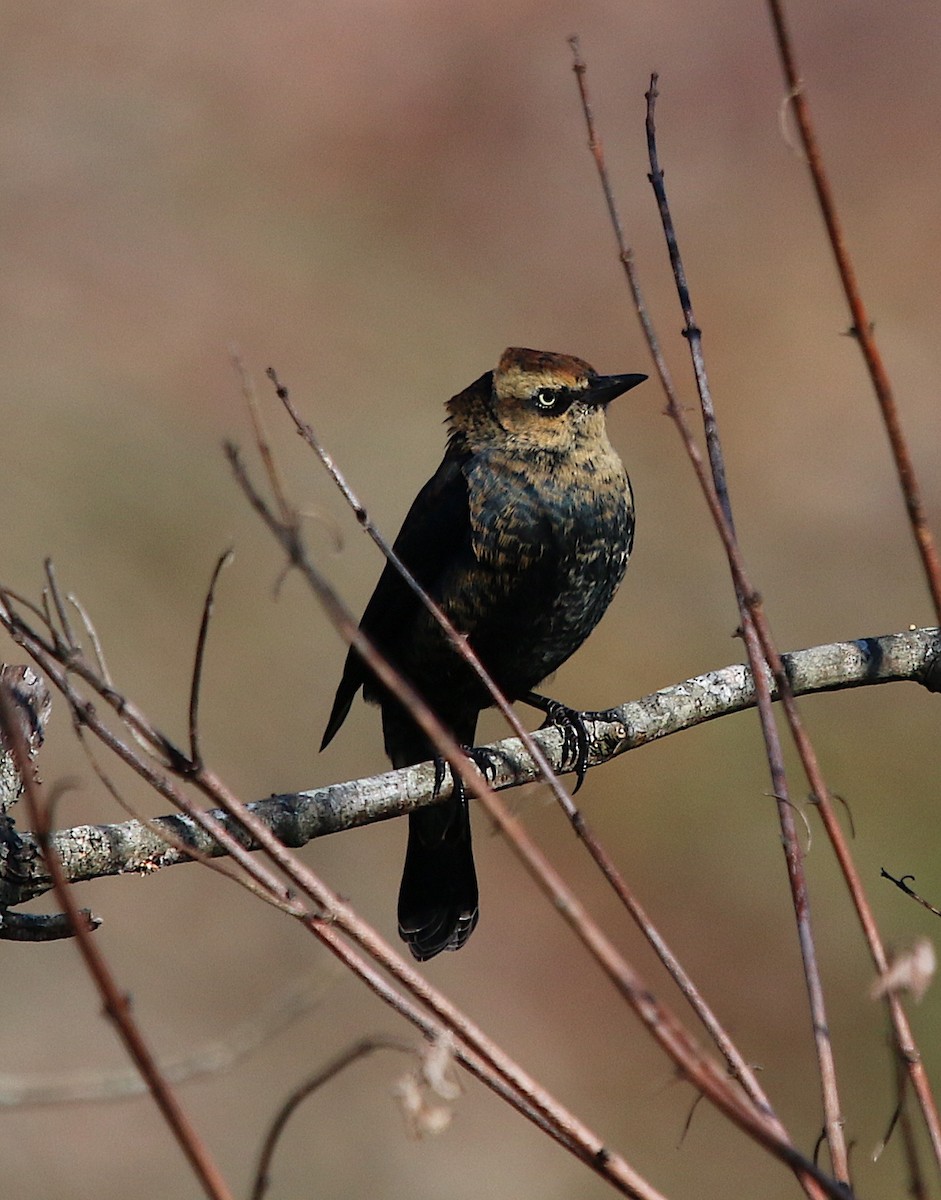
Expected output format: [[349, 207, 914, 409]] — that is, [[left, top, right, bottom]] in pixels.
[[871, 938, 936, 1003]]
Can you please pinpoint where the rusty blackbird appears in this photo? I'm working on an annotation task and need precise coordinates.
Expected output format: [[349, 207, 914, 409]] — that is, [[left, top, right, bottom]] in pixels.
[[321, 347, 646, 960]]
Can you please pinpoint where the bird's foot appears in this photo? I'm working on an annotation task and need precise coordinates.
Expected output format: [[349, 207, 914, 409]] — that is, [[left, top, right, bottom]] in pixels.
[[523, 692, 599, 793], [431, 746, 501, 803]]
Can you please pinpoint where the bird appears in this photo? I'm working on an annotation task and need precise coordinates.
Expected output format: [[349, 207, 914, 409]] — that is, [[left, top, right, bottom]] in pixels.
[[321, 347, 646, 960]]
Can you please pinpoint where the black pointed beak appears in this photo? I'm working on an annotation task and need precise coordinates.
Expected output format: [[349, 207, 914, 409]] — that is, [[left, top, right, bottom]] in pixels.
[[586, 372, 647, 408]]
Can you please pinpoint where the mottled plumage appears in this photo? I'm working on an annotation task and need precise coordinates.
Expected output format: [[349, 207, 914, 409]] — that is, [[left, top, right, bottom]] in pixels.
[[321, 347, 646, 959]]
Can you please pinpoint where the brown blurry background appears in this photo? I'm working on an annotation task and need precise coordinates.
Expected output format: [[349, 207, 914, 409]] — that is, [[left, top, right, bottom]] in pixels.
[[2, 2, 940, 1197]]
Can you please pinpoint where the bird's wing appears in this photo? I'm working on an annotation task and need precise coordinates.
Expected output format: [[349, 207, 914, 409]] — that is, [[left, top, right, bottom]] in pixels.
[[320, 453, 473, 749], [463, 452, 558, 575]]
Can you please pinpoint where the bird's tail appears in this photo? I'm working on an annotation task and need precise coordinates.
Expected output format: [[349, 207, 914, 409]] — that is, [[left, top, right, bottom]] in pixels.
[[397, 795, 478, 961], [385, 708, 480, 961]]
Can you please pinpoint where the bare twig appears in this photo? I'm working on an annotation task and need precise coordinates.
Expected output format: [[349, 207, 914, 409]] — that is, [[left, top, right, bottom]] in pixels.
[[643, 73, 849, 1183], [892, 1058, 930, 1199], [189, 550, 233, 767], [67, 594, 113, 685], [0, 907, 100, 942], [2, 579, 671, 1199], [0, 683, 236, 1200], [43, 559, 78, 651], [881, 870, 941, 920], [766, 0, 941, 624], [251, 1035, 414, 1200], [232, 347, 292, 522], [568, 37, 678, 391], [569, 34, 941, 1184], [571, 40, 843, 1191], [0, 970, 338, 1107]]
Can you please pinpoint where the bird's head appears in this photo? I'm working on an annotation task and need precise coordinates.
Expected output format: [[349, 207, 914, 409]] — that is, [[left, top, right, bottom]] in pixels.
[[448, 347, 646, 455]]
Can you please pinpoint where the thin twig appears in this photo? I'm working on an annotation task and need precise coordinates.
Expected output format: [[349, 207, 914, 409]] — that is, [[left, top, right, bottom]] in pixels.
[[189, 550, 234, 767], [643, 73, 849, 1183], [746, 14, 941, 1160], [570, 40, 832, 1197], [0, 971, 338, 1107], [2, 574, 670, 1198], [881, 870, 941, 920], [568, 37, 678, 390], [894, 1060, 929, 1200], [43, 559, 78, 651], [0, 683, 237, 1200], [232, 347, 292, 521], [67, 594, 113, 686], [570, 34, 941, 1185], [766, 0, 941, 624], [251, 1035, 414, 1200]]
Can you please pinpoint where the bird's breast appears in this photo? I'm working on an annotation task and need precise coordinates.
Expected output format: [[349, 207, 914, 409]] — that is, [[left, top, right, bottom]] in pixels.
[[454, 445, 633, 694], [466, 445, 631, 563]]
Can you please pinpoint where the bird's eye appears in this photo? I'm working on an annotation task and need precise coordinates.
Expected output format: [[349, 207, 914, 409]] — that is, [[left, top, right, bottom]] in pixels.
[[533, 388, 560, 410]]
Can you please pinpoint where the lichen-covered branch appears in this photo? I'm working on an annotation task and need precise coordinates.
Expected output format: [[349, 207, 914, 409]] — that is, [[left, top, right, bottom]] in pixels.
[[1, 627, 937, 909]]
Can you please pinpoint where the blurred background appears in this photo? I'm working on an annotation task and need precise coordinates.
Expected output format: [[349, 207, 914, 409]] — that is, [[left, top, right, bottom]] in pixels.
[[2, 2, 940, 1197]]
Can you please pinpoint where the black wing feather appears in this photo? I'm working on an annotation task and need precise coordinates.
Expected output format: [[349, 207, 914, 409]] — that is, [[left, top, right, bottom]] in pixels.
[[320, 453, 471, 749]]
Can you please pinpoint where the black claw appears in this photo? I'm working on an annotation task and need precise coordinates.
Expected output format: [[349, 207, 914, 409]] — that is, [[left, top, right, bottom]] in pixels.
[[467, 745, 502, 785], [523, 692, 594, 791], [431, 745, 501, 804], [432, 755, 449, 800], [429, 744, 504, 811]]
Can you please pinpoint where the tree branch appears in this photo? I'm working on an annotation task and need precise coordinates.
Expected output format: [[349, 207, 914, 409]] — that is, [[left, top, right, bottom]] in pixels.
[[1, 627, 937, 908]]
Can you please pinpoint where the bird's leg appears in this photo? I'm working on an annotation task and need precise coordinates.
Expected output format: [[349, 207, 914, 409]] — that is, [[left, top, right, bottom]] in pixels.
[[432, 745, 502, 804], [522, 691, 598, 793]]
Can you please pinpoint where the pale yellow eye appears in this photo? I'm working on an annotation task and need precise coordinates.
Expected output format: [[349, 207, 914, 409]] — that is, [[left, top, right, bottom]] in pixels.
[[533, 388, 561, 411]]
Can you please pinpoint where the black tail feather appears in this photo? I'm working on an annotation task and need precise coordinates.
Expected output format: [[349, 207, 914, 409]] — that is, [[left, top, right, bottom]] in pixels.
[[384, 705, 480, 960], [397, 791, 478, 961]]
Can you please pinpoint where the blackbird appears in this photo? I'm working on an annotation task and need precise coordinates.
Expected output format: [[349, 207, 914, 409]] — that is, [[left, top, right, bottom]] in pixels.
[[321, 347, 646, 959]]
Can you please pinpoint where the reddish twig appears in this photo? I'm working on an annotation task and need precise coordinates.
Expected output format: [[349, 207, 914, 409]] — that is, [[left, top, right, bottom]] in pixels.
[[642, 74, 849, 1183], [570, 38, 834, 1198], [753, 17, 941, 1160], [251, 1036, 413, 1200], [0, 683, 236, 1200], [766, 0, 941, 625], [3, 567, 669, 1198], [571, 34, 941, 1185]]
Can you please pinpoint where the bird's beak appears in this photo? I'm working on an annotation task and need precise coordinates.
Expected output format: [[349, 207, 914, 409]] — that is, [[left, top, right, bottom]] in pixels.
[[586, 372, 648, 408]]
